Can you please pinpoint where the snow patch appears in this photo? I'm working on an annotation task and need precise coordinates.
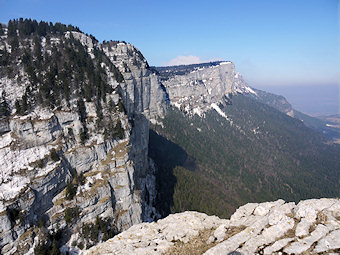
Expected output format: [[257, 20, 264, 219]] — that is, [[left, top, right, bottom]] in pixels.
[[0, 175, 30, 200], [172, 102, 182, 110], [0, 144, 58, 199], [211, 103, 230, 121], [0, 132, 12, 149], [219, 61, 232, 65], [0, 76, 27, 110], [193, 107, 204, 117], [80, 172, 103, 193], [38, 108, 54, 120]]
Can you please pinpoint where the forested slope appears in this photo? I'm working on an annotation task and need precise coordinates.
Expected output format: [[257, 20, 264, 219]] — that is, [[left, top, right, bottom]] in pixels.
[[150, 95, 340, 218]]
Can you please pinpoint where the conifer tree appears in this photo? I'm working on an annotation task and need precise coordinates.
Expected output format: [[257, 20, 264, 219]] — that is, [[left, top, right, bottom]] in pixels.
[[7, 20, 16, 36], [0, 23, 4, 36], [0, 92, 10, 118], [51, 239, 60, 255]]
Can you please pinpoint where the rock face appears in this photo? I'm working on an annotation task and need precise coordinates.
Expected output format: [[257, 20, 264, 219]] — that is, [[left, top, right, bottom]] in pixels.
[[101, 40, 168, 221], [102, 41, 168, 122], [86, 198, 340, 255], [0, 24, 166, 254], [160, 62, 256, 116], [157, 62, 297, 119]]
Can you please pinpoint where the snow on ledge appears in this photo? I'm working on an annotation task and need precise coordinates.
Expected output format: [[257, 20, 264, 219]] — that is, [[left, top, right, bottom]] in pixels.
[[211, 103, 230, 121], [219, 61, 232, 65]]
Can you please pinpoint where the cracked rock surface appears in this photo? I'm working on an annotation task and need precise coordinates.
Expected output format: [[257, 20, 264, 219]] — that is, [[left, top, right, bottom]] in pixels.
[[86, 198, 340, 255]]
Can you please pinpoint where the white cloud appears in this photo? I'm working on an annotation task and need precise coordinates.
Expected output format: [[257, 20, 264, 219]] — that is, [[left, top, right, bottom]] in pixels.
[[163, 56, 223, 66], [164, 56, 202, 66]]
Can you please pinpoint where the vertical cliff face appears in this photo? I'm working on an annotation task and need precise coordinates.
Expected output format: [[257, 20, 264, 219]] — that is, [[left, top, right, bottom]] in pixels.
[[102, 40, 168, 222], [157, 62, 296, 119], [0, 21, 166, 254], [102, 41, 168, 122], [157, 61, 262, 117]]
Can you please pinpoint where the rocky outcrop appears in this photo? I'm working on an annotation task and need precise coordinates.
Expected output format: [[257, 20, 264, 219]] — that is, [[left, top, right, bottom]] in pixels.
[[249, 88, 295, 117], [86, 198, 340, 255], [102, 41, 168, 122], [160, 62, 257, 116], [0, 96, 150, 254], [0, 26, 166, 254], [158, 62, 297, 119], [162, 62, 235, 115], [101, 40, 168, 222]]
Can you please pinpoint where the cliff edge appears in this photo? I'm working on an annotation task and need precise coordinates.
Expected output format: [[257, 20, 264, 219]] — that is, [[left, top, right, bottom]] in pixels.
[[86, 198, 340, 255]]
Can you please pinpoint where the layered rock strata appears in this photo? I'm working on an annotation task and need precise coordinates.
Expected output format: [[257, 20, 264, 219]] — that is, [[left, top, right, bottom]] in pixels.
[[86, 198, 340, 255], [0, 28, 166, 254], [161, 62, 256, 116]]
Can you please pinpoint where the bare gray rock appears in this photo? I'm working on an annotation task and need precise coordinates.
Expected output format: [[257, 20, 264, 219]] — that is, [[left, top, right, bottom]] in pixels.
[[85, 199, 340, 255], [0, 31, 165, 254]]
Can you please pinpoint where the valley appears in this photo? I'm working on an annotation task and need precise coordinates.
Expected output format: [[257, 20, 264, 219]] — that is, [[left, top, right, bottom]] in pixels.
[[150, 97, 340, 218], [0, 18, 339, 254]]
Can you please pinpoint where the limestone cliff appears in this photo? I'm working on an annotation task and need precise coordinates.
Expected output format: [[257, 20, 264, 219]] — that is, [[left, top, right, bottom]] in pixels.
[[156, 62, 296, 119], [0, 21, 166, 254], [102, 41, 167, 122], [158, 62, 257, 116], [86, 198, 340, 255]]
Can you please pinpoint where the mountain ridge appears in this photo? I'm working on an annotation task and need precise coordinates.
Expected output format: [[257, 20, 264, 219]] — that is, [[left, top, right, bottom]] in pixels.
[[0, 19, 167, 254], [0, 18, 339, 255]]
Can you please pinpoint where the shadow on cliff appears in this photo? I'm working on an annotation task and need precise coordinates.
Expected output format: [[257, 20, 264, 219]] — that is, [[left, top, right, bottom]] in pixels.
[[148, 129, 196, 217]]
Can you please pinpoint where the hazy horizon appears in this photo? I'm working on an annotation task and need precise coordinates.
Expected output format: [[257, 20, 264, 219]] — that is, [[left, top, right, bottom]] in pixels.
[[255, 84, 339, 116]]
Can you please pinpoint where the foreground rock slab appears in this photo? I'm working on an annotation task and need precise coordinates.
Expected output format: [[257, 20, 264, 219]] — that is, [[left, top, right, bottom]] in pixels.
[[85, 211, 227, 255], [86, 198, 340, 255]]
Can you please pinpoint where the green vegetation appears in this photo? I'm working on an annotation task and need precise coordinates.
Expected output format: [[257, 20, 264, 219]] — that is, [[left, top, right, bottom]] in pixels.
[[34, 243, 51, 255], [65, 182, 76, 200], [38, 216, 45, 228], [75, 171, 86, 186], [51, 240, 60, 255], [150, 95, 340, 218], [77, 99, 88, 144], [6, 207, 21, 224], [104, 119, 124, 140], [0, 19, 127, 145], [79, 216, 118, 249], [172, 166, 235, 217], [294, 110, 340, 142], [7, 18, 81, 37], [0, 92, 10, 118], [117, 99, 125, 113], [115, 119, 124, 139], [65, 170, 85, 200], [49, 149, 59, 162], [0, 19, 124, 118], [34, 229, 63, 255], [64, 207, 79, 224]]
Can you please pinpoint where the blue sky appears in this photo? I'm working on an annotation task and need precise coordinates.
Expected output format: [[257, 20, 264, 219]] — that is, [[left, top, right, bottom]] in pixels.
[[1, 0, 339, 113]]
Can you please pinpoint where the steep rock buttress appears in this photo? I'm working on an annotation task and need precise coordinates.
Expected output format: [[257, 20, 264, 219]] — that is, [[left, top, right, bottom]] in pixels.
[[0, 22, 167, 254]]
